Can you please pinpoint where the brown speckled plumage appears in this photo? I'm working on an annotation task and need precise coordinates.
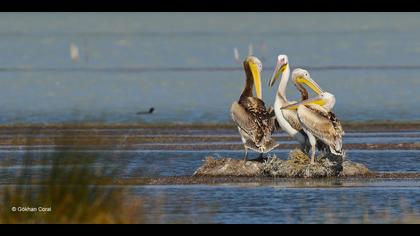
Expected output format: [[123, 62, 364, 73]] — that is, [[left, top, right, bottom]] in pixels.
[[230, 58, 278, 153]]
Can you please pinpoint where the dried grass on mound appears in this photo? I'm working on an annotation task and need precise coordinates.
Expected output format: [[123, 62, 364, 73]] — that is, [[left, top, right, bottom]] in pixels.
[[194, 157, 263, 177], [261, 149, 343, 178], [194, 149, 370, 178]]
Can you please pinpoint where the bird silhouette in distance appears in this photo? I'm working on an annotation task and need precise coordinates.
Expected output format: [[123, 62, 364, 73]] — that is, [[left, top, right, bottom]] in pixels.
[[136, 107, 155, 115]]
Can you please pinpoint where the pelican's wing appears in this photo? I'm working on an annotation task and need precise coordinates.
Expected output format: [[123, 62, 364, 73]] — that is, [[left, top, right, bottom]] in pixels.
[[240, 97, 276, 136], [329, 111, 345, 136], [281, 108, 302, 131], [297, 104, 343, 152], [230, 102, 261, 143], [240, 97, 267, 115]]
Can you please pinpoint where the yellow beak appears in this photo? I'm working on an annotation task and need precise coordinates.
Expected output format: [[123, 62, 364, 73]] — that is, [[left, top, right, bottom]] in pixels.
[[281, 94, 327, 110], [249, 62, 262, 99], [295, 76, 324, 95], [269, 63, 287, 87]]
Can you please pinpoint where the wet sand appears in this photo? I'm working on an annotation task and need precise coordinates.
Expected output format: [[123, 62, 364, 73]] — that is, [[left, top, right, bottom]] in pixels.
[[0, 122, 419, 150], [113, 172, 420, 186], [4, 172, 420, 186]]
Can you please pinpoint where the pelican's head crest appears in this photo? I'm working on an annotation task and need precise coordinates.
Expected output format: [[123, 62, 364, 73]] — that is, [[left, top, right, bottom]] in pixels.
[[292, 68, 310, 82], [269, 54, 289, 87], [245, 56, 262, 72], [292, 68, 324, 95], [277, 54, 289, 70]]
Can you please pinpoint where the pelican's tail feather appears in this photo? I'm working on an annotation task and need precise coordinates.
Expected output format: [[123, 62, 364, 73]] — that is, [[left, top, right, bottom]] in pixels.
[[244, 140, 260, 152], [261, 138, 279, 153], [329, 145, 344, 157], [245, 138, 278, 154]]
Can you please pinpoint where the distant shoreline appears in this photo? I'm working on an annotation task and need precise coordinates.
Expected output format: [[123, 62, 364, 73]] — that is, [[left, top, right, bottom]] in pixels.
[[0, 121, 420, 132]]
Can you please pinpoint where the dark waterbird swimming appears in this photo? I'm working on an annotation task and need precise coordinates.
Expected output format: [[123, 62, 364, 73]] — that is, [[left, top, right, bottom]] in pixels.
[[136, 107, 155, 115]]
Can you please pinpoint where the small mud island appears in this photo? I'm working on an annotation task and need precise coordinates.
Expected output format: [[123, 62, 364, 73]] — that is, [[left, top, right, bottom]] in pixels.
[[194, 149, 370, 178]]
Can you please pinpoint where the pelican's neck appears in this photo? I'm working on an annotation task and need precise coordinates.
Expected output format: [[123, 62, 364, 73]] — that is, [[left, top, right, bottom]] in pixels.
[[273, 65, 307, 145], [277, 65, 290, 100], [294, 81, 309, 101], [241, 62, 254, 99]]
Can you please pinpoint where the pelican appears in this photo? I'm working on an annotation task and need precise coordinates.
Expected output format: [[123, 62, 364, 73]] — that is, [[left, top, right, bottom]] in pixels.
[[231, 56, 278, 160], [282, 88, 345, 164], [268, 55, 325, 153]]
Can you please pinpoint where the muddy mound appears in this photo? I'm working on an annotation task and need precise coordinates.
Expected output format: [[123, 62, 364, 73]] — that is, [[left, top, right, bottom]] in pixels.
[[194, 149, 370, 178]]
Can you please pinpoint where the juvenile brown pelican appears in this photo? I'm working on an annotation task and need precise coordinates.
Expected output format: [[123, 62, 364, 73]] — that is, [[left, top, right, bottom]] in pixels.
[[282, 89, 344, 164], [231, 56, 278, 160], [268, 55, 325, 153]]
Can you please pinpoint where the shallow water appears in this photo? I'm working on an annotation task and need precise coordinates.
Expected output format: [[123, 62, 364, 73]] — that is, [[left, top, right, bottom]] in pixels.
[[0, 13, 420, 124], [134, 184, 420, 223], [0, 129, 419, 178], [1, 149, 419, 181], [0, 129, 419, 223]]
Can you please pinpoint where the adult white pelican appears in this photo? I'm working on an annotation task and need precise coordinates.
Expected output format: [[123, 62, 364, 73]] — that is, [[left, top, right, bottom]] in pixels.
[[231, 56, 278, 160], [268, 55, 325, 153], [282, 88, 344, 164]]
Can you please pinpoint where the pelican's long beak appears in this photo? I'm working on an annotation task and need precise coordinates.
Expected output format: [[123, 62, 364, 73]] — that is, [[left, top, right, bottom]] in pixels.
[[295, 76, 324, 95], [281, 94, 326, 110], [249, 62, 262, 99], [269, 63, 287, 87]]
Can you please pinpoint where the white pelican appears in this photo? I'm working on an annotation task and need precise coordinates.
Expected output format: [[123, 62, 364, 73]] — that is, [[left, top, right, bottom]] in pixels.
[[282, 87, 344, 164], [268, 55, 325, 153], [69, 42, 80, 62], [231, 56, 278, 160]]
